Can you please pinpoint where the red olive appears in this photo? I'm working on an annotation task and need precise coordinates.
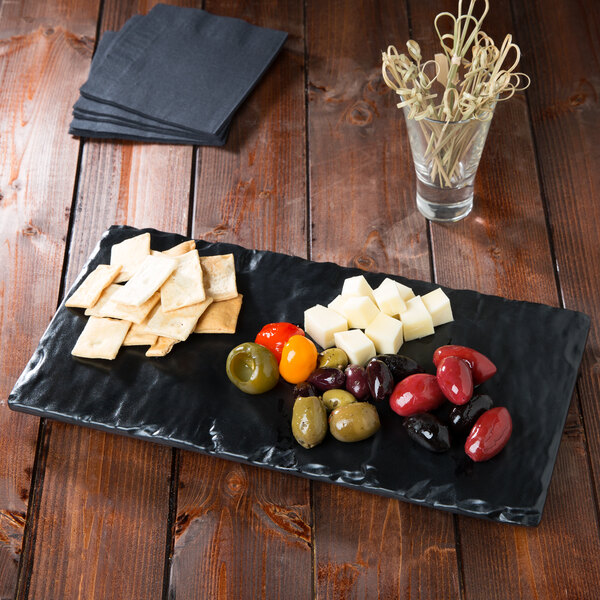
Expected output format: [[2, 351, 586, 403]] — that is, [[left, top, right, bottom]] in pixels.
[[465, 407, 512, 462], [436, 356, 473, 405], [433, 345, 497, 385], [389, 374, 445, 417]]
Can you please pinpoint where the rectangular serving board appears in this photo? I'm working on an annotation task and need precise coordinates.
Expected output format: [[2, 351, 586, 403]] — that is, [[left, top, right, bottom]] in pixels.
[[8, 226, 591, 526]]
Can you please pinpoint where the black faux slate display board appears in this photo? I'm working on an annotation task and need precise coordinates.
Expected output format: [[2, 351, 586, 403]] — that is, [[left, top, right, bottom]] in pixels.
[[8, 226, 590, 526]]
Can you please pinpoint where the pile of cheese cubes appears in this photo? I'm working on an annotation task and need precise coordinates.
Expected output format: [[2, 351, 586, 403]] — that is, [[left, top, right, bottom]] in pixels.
[[304, 275, 453, 366]]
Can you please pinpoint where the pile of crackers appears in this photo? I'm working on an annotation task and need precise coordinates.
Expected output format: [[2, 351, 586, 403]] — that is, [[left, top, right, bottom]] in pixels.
[[66, 233, 243, 359]]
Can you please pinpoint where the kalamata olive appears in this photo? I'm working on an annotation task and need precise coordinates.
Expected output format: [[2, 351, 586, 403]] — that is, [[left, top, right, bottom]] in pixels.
[[291, 396, 327, 449], [307, 367, 346, 392], [318, 348, 349, 370], [293, 381, 318, 398], [322, 389, 356, 411], [366, 359, 394, 401], [433, 345, 496, 385], [375, 354, 423, 382], [329, 402, 380, 442], [403, 413, 451, 452], [436, 356, 473, 405], [389, 374, 445, 417], [449, 394, 494, 435], [344, 364, 370, 400], [465, 407, 512, 462]]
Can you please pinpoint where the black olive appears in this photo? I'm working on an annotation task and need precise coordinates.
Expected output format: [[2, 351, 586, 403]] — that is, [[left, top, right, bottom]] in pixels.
[[448, 394, 494, 435], [375, 354, 423, 383], [403, 413, 451, 452]]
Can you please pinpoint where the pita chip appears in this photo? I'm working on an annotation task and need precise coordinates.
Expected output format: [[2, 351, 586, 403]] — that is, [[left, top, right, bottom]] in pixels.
[[110, 232, 151, 282], [65, 264, 122, 309]]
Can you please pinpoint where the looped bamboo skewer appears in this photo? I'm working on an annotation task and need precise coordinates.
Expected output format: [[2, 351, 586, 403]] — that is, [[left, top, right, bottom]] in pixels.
[[381, 0, 529, 187]]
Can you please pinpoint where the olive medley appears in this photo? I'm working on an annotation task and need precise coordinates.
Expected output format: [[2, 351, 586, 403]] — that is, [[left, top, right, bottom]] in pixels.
[[226, 323, 512, 461], [296, 351, 430, 447], [290, 349, 422, 447], [392, 345, 513, 462]]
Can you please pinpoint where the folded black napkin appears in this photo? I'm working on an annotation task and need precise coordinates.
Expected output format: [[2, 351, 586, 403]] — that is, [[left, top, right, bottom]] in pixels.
[[70, 4, 287, 145]]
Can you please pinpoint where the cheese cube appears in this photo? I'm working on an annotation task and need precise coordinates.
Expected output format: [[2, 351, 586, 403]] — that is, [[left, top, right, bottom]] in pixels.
[[334, 329, 376, 366], [422, 288, 453, 326], [395, 281, 415, 303], [365, 312, 403, 354], [341, 275, 376, 302], [327, 294, 347, 317], [304, 304, 348, 349], [337, 295, 380, 329], [373, 278, 407, 316], [400, 296, 434, 341]]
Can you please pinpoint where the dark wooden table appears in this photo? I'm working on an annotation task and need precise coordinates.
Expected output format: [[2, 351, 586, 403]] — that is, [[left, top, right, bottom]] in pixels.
[[2, 0, 599, 598]]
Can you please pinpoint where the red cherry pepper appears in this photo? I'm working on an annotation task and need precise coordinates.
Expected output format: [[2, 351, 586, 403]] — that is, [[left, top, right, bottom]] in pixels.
[[255, 322, 304, 363], [433, 345, 497, 385], [465, 407, 512, 462], [436, 356, 473, 405], [389, 374, 445, 417]]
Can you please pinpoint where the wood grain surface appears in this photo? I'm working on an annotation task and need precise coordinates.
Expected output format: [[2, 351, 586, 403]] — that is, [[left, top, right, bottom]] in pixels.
[[512, 0, 600, 516], [1, 0, 599, 598], [170, 1, 312, 598], [409, 2, 600, 599], [306, 1, 459, 598], [0, 1, 98, 596], [19, 2, 194, 599]]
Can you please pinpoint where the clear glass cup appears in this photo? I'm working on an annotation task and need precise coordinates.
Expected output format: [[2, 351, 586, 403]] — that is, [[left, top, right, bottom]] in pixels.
[[403, 107, 493, 222]]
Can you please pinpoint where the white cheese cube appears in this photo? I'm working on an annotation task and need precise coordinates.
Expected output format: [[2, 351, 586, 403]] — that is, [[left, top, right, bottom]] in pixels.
[[334, 329, 376, 366], [422, 288, 453, 326], [327, 294, 347, 317], [304, 304, 348, 349], [365, 312, 403, 354], [338, 296, 380, 329], [373, 278, 407, 316], [395, 281, 415, 303], [400, 296, 434, 341], [341, 275, 376, 302]]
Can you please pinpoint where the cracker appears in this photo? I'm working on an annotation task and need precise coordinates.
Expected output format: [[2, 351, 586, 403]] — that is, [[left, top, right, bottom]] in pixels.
[[112, 254, 178, 307], [194, 295, 243, 334], [123, 322, 158, 346], [145, 336, 178, 357], [65, 264, 122, 309], [110, 232, 151, 283], [200, 254, 238, 301], [146, 298, 213, 342], [151, 240, 196, 257], [71, 317, 131, 360], [99, 291, 160, 324], [84, 284, 122, 317], [161, 250, 205, 312]]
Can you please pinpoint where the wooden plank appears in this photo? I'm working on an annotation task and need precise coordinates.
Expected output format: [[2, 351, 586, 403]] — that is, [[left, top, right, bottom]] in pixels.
[[407, 1, 600, 598], [306, 1, 461, 598], [512, 0, 600, 514], [23, 1, 195, 598], [169, 1, 313, 598], [0, 2, 99, 597]]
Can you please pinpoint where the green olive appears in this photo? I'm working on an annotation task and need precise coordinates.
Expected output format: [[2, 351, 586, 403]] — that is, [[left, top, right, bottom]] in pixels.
[[322, 389, 356, 412], [329, 402, 380, 442], [226, 342, 279, 394], [291, 396, 327, 449], [317, 347, 349, 370]]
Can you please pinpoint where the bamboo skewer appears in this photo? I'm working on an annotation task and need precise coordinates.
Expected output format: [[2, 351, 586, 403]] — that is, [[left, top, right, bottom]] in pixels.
[[382, 0, 529, 188]]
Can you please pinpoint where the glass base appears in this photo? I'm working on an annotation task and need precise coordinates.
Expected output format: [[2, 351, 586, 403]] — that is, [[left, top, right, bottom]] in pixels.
[[416, 179, 474, 222]]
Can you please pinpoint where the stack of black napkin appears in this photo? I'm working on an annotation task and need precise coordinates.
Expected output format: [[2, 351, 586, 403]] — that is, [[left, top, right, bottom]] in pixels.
[[70, 4, 287, 145]]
